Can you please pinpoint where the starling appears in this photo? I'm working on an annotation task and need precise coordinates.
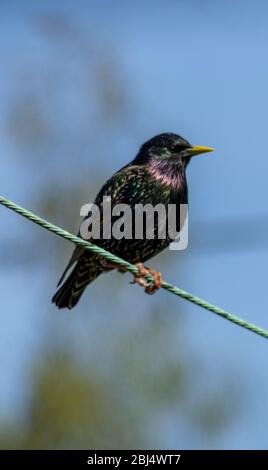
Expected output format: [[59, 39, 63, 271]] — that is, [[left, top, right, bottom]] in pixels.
[[52, 133, 213, 309]]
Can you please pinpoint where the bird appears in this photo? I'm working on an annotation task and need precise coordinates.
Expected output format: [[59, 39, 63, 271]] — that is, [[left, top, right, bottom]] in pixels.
[[52, 133, 214, 309]]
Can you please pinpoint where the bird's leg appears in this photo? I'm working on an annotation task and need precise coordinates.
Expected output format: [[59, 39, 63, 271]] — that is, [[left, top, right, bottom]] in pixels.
[[99, 259, 128, 273], [130, 262, 162, 295]]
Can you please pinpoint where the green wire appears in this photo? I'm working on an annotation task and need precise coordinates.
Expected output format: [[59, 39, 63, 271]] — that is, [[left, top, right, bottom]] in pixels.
[[1, 194, 268, 340]]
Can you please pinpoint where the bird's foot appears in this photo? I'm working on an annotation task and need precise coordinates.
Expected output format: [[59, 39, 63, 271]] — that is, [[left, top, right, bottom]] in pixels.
[[130, 262, 162, 295], [100, 259, 162, 294]]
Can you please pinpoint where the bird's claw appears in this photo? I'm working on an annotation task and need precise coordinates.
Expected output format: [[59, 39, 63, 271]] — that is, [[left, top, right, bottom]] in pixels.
[[130, 262, 162, 295]]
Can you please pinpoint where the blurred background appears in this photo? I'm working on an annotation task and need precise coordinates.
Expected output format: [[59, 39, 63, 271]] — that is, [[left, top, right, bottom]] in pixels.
[[0, 0, 268, 449]]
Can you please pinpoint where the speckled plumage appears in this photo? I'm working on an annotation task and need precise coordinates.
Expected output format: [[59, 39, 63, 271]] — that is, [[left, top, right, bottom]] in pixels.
[[52, 133, 211, 309]]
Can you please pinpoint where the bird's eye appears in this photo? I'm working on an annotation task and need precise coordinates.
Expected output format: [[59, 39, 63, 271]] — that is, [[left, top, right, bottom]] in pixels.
[[170, 144, 184, 153]]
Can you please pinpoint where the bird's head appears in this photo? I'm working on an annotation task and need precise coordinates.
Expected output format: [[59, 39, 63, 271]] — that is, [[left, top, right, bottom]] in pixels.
[[134, 133, 214, 169]]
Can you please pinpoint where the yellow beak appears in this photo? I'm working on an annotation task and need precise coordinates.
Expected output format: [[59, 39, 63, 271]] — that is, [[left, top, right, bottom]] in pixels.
[[189, 145, 215, 156]]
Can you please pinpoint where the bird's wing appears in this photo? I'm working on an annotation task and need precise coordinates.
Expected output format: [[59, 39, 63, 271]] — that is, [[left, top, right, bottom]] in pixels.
[[88, 164, 170, 261], [94, 163, 153, 207], [56, 164, 138, 286], [57, 163, 162, 286]]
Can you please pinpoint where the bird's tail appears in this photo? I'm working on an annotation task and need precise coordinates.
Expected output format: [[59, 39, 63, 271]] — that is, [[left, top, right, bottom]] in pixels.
[[52, 259, 101, 309]]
